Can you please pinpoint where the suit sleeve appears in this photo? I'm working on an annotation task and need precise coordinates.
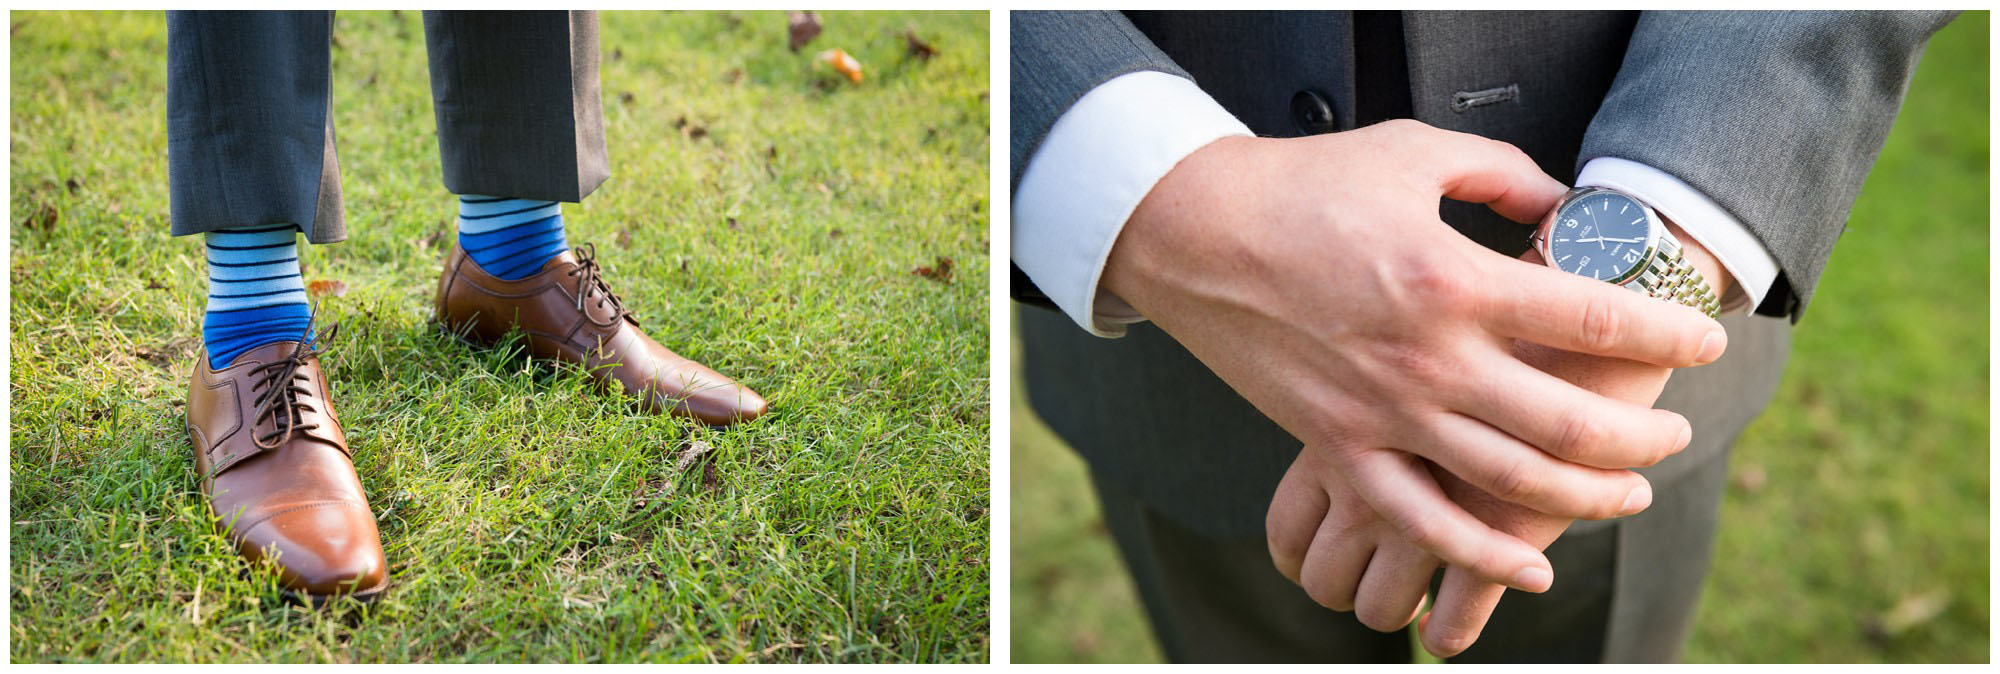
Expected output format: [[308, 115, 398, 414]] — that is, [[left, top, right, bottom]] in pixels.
[[1580, 10, 1957, 320], [1010, 10, 1191, 308]]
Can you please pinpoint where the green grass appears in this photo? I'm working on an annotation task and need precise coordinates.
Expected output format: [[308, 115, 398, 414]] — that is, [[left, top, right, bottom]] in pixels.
[[1009, 12, 1989, 664], [11, 10, 989, 663]]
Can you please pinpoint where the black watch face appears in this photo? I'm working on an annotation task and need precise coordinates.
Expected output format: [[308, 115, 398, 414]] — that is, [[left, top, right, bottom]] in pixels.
[[1549, 191, 1651, 282]]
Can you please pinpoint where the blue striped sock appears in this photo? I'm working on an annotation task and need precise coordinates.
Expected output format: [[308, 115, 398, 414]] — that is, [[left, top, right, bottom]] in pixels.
[[203, 225, 312, 369], [456, 195, 568, 280]]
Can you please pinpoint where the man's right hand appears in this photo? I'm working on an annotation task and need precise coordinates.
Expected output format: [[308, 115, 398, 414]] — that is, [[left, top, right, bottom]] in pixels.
[[1102, 120, 1727, 591]]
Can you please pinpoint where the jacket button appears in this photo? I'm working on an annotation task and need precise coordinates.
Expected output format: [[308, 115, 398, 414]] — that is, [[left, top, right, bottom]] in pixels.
[[1291, 89, 1336, 135]]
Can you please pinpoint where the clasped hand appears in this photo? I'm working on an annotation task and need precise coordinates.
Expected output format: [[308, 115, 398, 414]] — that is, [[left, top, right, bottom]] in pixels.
[[1099, 120, 1728, 657]]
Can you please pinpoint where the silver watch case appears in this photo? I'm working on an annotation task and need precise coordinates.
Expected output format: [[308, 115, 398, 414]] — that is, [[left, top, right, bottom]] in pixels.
[[1531, 186, 1666, 289]]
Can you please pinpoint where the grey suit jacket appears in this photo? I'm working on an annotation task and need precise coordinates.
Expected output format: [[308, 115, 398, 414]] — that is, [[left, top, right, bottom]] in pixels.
[[1012, 10, 1952, 536]]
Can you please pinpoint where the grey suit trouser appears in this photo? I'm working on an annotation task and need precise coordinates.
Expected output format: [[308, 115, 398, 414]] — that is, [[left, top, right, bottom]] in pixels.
[[1091, 447, 1730, 663], [166, 10, 609, 244]]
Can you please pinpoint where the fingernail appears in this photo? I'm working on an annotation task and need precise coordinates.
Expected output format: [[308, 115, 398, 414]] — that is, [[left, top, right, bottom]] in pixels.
[[1512, 566, 1552, 593], [1697, 331, 1726, 364], [1620, 484, 1653, 516], [1676, 423, 1693, 453]]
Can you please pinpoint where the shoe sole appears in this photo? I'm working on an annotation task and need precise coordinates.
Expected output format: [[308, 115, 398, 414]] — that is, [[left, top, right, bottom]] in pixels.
[[283, 578, 389, 609], [431, 317, 746, 427]]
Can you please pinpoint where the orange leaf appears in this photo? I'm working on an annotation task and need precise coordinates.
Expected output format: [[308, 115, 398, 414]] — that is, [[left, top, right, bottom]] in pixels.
[[306, 279, 348, 297], [818, 48, 863, 83]]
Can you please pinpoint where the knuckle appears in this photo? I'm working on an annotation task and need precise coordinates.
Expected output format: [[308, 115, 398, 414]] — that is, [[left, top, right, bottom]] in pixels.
[[1401, 260, 1474, 310], [1356, 601, 1409, 632], [1577, 295, 1626, 354], [1552, 406, 1607, 464], [1264, 517, 1312, 567], [1301, 571, 1355, 612], [1487, 457, 1544, 505], [1428, 615, 1483, 654]]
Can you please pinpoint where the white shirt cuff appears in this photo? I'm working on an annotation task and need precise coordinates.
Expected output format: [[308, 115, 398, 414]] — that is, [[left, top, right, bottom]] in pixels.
[[1576, 157, 1780, 315], [1012, 70, 1254, 337]]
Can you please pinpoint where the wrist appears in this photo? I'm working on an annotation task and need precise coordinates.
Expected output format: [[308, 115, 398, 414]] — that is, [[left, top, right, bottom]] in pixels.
[[1663, 217, 1736, 306], [1101, 134, 1263, 309]]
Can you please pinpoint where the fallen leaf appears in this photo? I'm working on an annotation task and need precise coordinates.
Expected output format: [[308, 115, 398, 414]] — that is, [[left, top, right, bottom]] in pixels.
[[904, 30, 938, 61], [723, 68, 744, 85], [631, 478, 669, 508], [637, 440, 719, 499], [787, 11, 821, 52], [619, 91, 635, 105], [673, 115, 687, 130], [306, 279, 348, 297], [726, 217, 740, 231], [23, 203, 57, 231], [134, 347, 172, 369], [418, 229, 444, 250], [615, 229, 632, 247], [673, 440, 713, 473], [684, 124, 708, 141], [64, 178, 81, 194], [815, 182, 833, 198], [1878, 588, 1950, 636], [912, 256, 954, 283], [1732, 464, 1767, 492], [817, 48, 863, 84]]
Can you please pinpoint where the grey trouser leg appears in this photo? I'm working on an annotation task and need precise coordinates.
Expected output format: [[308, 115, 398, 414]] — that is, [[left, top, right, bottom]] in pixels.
[[167, 10, 344, 243], [422, 10, 609, 203], [165, 10, 609, 242], [1090, 453, 1732, 663], [1090, 471, 1411, 663]]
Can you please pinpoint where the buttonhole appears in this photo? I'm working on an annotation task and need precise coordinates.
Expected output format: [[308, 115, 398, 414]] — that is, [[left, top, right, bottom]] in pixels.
[[1451, 84, 1520, 113]]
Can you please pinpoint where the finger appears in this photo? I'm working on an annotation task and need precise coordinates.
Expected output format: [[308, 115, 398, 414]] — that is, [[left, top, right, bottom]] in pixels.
[[1295, 504, 1377, 612], [1414, 411, 1656, 520], [1414, 125, 1568, 223], [1340, 448, 1553, 592], [1419, 565, 1510, 658], [1477, 260, 1727, 368], [1267, 454, 1331, 584], [1353, 539, 1441, 632], [1455, 352, 1691, 469]]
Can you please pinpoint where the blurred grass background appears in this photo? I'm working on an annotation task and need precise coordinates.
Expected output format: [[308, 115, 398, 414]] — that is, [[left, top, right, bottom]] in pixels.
[[1010, 11, 1989, 664], [12, 10, 988, 662]]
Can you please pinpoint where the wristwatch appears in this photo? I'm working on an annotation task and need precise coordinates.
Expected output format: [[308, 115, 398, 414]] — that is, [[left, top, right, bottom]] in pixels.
[[1530, 186, 1721, 318]]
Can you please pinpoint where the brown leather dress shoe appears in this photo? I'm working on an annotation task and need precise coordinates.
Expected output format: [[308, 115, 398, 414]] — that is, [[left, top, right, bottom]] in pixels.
[[187, 337, 386, 602], [434, 242, 769, 425]]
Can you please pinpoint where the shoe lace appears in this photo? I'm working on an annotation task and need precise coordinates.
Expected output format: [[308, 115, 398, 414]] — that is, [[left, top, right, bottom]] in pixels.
[[247, 304, 338, 450], [566, 243, 637, 324]]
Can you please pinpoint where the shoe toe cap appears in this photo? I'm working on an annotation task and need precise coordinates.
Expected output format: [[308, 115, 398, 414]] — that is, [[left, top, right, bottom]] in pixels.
[[683, 384, 769, 425], [240, 502, 386, 596]]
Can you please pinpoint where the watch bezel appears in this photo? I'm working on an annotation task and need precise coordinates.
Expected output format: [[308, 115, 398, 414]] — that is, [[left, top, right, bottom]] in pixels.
[[1534, 186, 1663, 287]]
